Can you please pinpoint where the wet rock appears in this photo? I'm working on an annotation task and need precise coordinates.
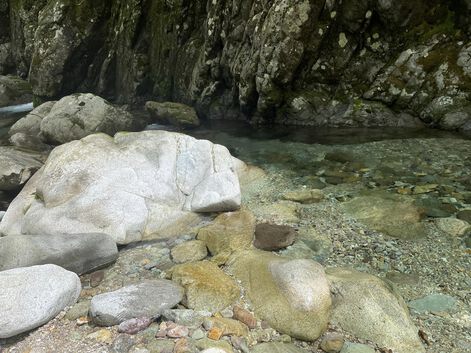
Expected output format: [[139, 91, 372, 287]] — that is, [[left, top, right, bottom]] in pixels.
[[0, 75, 32, 107], [280, 226, 332, 263], [228, 250, 331, 341], [197, 210, 255, 259], [145, 101, 200, 128], [414, 197, 457, 218], [254, 223, 296, 251], [435, 218, 470, 237], [408, 294, 457, 314], [456, 210, 471, 223], [0, 147, 43, 191], [171, 240, 208, 264], [90, 280, 184, 326], [0, 264, 81, 339], [118, 317, 153, 334], [39, 93, 137, 145], [0, 131, 243, 244], [251, 342, 306, 353], [90, 270, 105, 287], [0, 233, 118, 274], [327, 267, 425, 353], [339, 342, 375, 353], [282, 189, 324, 204], [320, 333, 344, 353], [342, 192, 426, 239], [171, 261, 240, 313]]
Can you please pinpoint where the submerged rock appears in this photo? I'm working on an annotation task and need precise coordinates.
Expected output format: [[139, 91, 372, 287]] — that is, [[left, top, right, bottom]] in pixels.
[[90, 280, 184, 326], [0, 147, 43, 191], [408, 294, 457, 313], [145, 101, 200, 128], [254, 223, 296, 251], [342, 192, 426, 239], [0, 131, 243, 244], [228, 250, 331, 341], [0, 264, 81, 339], [327, 267, 425, 353], [0, 233, 118, 274]]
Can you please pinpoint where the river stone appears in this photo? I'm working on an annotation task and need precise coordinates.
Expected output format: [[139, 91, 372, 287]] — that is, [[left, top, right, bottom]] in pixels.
[[282, 189, 324, 204], [0, 75, 32, 107], [145, 101, 200, 128], [251, 342, 306, 353], [254, 223, 296, 251], [0, 131, 242, 244], [171, 240, 208, 264], [228, 250, 331, 341], [408, 294, 457, 313], [340, 342, 375, 353], [326, 267, 425, 353], [90, 280, 184, 326], [197, 210, 255, 258], [0, 264, 81, 339], [342, 192, 426, 239], [456, 210, 471, 223], [0, 146, 43, 191], [162, 309, 211, 327], [39, 93, 137, 144], [171, 261, 240, 313], [0, 233, 118, 274], [435, 218, 470, 237]]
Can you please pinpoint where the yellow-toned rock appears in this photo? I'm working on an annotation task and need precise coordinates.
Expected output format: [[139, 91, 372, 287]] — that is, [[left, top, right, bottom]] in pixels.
[[171, 261, 240, 313]]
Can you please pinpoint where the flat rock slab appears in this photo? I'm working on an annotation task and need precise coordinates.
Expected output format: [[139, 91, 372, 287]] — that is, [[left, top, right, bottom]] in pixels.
[[0, 264, 81, 338], [0, 233, 118, 274], [0, 146, 43, 191], [90, 280, 184, 326], [0, 131, 243, 244]]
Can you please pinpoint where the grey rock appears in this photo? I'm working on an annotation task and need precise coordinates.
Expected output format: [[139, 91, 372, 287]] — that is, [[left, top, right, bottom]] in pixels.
[[0, 233, 118, 274], [0, 147, 43, 191], [9, 101, 55, 137], [90, 280, 184, 326], [65, 301, 90, 321], [39, 93, 137, 144], [0, 264, 81, 338], [0, 211, 4, 222], [162, 309, 211, 328], [408, 294, 457, 314]]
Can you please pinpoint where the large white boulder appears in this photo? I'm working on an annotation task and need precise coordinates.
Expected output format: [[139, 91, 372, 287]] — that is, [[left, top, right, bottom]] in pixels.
[[0, 131, 242, 244]]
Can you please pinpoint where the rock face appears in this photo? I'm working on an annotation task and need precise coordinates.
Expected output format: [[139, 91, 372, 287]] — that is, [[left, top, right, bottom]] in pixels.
[[0, 233, 118, 274], [228, 250, 331, 341], [146, 101, 200, 128], [3, 1, 471, 130], [90, 280, 184, 326], [0, 131, 242, 244], [0, 146, 44, 190], [0, 75, 32, 107], [0, 264, 81, 339], [326, 267, 425, 353], [171, 261, 240, 313]]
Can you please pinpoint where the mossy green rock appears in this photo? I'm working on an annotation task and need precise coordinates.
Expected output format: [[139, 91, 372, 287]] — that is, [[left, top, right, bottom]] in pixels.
[[145, 101, 200, 128], [228, 250, 331, 341]]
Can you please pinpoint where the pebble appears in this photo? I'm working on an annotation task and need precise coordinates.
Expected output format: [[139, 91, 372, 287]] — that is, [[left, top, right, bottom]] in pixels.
[[320, 333, 344, 352], [118, 317, 153, 334], [166, 322, 189, 338], [233, 306, 257, 329], [89, 270, 105, 287]]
